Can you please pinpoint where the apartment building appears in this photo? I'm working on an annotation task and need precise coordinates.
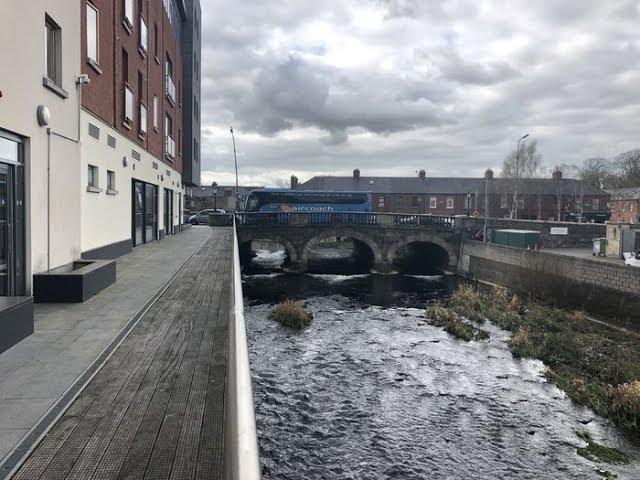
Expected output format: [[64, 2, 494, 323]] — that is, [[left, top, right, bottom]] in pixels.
[[0, 0, 200, 297], [180, 0, 202, 188], [80, 0, 193, 258]]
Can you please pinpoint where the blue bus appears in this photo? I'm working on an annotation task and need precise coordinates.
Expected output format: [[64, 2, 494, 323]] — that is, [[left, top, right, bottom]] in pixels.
[[243, 189, 372, 223]]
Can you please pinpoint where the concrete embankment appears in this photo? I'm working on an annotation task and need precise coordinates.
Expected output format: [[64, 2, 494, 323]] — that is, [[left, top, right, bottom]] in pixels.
[[458, 240, 640, 328]]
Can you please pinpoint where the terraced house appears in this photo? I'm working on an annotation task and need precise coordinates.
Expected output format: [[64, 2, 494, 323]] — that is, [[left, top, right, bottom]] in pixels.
[[298, 168, 610, 221]]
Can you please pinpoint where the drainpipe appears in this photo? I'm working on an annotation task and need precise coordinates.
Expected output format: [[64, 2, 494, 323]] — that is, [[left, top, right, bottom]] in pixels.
[[45, 74, 89, 271]]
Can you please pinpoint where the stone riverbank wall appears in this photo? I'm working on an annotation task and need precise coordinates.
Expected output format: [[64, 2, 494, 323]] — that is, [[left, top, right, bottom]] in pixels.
[[458, 240, 640, 328]]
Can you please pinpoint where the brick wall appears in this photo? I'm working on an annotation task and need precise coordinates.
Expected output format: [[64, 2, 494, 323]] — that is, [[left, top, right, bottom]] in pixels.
[[81, 0, 183, 172], [459, 240, 640, 326]]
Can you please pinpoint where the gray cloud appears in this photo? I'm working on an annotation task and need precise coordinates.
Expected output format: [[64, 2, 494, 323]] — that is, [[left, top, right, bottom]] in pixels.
[[199, 0, 640, 186]]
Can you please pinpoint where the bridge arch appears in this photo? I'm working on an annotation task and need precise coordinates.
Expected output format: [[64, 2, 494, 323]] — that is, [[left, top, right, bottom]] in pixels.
[[301, 230, 383, 270], [237, 233, 299, 267], [386, 233, 457, 272]]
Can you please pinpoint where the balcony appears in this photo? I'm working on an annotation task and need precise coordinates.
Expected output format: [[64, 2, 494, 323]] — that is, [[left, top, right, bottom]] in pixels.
[[165, 74, 176, 105]]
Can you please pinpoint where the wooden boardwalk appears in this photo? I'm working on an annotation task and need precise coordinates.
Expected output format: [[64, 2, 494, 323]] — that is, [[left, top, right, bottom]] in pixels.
[[13, 228, 232, 480]]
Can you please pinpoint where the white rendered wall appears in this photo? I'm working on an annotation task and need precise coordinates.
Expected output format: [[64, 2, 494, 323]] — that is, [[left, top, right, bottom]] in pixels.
[[80, 111, 183, 253], [0, 0, 82, 292]]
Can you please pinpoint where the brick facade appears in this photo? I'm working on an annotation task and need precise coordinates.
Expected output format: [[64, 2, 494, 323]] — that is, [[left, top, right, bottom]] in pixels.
[[81, 0, 183, 173]]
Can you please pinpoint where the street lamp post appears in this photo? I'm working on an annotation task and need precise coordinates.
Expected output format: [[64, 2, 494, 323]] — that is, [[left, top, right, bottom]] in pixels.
[[230, 126, 239, 211], [466, 193, 471, 217], [212, 181, 218, 211], [484, 169, 493, 242], [511, 133, 530, 219]]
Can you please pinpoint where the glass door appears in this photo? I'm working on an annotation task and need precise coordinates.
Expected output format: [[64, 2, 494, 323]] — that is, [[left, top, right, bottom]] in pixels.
[[0, 164, 8, 295], [164, 188, 173, 235], [0, 132, 25, 296], [133, 181, 145, 246], [145, 183, 157, 242]]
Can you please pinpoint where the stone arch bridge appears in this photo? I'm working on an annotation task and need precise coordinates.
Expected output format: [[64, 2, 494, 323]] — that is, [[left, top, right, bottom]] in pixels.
[[233, 212, 463, 273]]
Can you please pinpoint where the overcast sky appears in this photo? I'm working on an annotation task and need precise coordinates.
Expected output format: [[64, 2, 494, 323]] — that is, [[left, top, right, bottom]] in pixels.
[[199, 0, 640, 187]]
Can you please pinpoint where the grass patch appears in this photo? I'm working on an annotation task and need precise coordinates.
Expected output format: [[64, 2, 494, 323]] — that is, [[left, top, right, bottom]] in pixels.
[[269, 300, 313, 330], [425, 303, 489, 341], [442, 283, 640, 437], [576, 430, 631, 465]]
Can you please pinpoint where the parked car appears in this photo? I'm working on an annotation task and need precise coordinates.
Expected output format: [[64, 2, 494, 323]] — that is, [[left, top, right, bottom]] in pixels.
[[189, 209, 226, 225]]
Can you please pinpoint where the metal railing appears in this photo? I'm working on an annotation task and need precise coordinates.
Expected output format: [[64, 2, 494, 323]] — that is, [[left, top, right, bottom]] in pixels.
[[225, 219, 261, 480], [233, 211, 457, 228]]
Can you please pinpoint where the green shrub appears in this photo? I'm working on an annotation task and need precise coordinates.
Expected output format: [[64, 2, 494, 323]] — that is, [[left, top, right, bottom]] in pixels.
[[269, 300, 313, 330]]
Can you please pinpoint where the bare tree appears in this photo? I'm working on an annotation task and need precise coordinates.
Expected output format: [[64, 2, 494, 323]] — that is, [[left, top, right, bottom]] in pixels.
[[271, 177, 291, 189], [502, 138, 542, 218], [615, 149, 640, 187]]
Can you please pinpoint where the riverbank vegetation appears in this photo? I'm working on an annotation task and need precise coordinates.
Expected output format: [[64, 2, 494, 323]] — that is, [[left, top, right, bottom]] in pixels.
[[269, 300, 313, 329], [425, 303, 489, 341], [426, 284, 640, 439]]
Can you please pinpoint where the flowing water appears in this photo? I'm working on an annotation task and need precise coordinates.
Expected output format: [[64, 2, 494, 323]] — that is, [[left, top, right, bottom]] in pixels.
[[243, 254, 640, 480]]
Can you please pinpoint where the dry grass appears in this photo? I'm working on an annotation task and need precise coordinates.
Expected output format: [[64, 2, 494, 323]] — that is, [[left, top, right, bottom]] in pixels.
[[609, 381, 640, 432], [450, 284, 485, 323], [426, 302, 489, 342], [508, 327, 537, 358], [269, 300, 313, 329]]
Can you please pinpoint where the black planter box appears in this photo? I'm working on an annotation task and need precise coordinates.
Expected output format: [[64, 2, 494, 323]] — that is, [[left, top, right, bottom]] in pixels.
[[33, 259, 116, 303], [0, 297, 34, 354]]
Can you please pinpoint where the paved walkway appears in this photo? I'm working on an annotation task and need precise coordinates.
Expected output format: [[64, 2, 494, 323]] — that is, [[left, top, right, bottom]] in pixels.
[[0, 227, 213, 465], [11, 228, 232, 480], [542, 246, 626, 265]]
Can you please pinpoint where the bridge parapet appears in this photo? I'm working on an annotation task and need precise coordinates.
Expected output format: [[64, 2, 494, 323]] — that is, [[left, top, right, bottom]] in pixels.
[[233, 211, 458, 229]]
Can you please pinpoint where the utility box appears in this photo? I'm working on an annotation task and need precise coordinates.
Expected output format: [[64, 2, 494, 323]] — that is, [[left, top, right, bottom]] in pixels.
[[492, 229, 540, 249]]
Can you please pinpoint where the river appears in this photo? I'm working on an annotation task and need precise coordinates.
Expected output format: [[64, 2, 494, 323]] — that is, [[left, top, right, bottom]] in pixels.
[[243, 252, 640, 480]]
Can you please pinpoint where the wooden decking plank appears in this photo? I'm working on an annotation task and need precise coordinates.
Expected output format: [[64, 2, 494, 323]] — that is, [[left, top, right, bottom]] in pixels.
[[167, 240, 231, 480], [194, 280, 230, 480], [30, 240, 212, 480], [142, 241, 227, 480], [91, 235, 224, 480]]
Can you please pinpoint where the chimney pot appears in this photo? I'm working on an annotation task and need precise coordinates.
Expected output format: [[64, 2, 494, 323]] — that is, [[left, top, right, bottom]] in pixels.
[[484, 169, 494, 180], [290, 175, 299, 189], [552, 168, 562, 180], [418, 169, 426, 181], [353, 168, 360, 179]]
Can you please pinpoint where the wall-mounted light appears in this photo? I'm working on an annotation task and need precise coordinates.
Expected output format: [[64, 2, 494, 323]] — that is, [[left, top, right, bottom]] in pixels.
[[37, 105, 50, 126], [122, 156, 128, 167]]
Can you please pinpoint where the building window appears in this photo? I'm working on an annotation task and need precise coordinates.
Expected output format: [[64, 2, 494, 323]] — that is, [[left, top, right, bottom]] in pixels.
[[446, 197, 454, 209], [165, 114, 175, 159], [124, 85, 134, 124], [165, 54, 175, 104], [153, 96, 159, 130], [429, 197, 437, 209], [140, 103, 147, 135], [154, 23, 159, 57], [139, 16, 148, 53], [124, 0, 134, 28], [378, 196, 385, 209], [593, 198, 600, 211], [394, 195, 402, 208], [193, 139, 198, 162], [88, 165, 98, 187], [45, 15, 61, 85], [194, 97, 199, 121], [86, 2, 99, 64], [107, 170, 116, 190], [500, 195, 508, 209], [122, 48, 129, 83], [412, 196, 420, 207]]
